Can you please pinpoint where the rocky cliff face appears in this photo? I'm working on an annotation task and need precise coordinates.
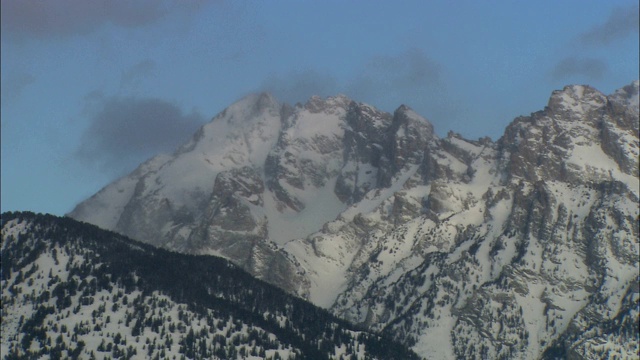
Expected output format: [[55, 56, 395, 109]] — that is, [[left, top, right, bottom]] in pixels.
[[70, 81, 639, 359]]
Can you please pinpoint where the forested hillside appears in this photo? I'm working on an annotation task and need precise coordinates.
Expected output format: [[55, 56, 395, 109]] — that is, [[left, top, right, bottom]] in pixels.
[[1, 212, 418, 360]]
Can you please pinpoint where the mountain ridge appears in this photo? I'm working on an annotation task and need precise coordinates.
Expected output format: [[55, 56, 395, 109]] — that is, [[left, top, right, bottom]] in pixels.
[[1, 211, 420, 359], [69, 81, 639, 359]]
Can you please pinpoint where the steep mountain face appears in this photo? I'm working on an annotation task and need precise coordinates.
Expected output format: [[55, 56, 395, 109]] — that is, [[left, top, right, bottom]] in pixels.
[[70, 81, 639, 359], [321, 83, 639, 359], [1, 212, 419, 360], [69, 92, 438, 295]]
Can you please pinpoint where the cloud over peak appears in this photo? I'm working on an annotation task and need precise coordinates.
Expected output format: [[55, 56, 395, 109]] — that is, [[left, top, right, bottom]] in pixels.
[[551, 57, 608, 81], [261, 70, 338, 106], [76, 94, 204, 176]]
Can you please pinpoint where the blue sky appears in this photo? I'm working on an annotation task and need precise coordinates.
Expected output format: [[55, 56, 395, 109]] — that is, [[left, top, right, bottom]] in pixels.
[[1, 0, 638, 216]]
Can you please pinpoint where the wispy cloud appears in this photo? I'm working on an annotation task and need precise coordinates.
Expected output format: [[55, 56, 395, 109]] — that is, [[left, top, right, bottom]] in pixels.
[[548, 4, 636, 87], [1, 0, 206, 41], [550, 57, 608, 81], [259, 48, 460, 135], [578, 4, 639, 47], [261, 70, 338, 105], [345, 49, 461, 131], [120, 60, 157, 90], [0, 72, 35, 105], [348, 48, 443, 103], [75, 94, 205, 176], [262, 49, 445, 106], [368, 48, 443, 87]]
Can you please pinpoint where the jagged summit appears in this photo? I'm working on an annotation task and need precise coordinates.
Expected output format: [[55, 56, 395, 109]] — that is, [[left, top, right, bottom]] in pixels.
[[227, 91, 280, 113], [499, 81, 639, 184], [547, 84, 608, 121], [609, 80, 640, 110], [69, 82, 639, 359], [302, 94, 352, 113]]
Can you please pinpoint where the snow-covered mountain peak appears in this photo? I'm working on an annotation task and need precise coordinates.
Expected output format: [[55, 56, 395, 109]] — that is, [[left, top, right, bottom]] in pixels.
[[611, 79, 639, 106], [220, 91, 281, 121], [190, 92, 282, 165], [176, 91, 282, 156], [69, 83, 639, 359], [303, 94, 352, 114], [609, 80, 640, 122], [392, 104, 435, 138], [547, 84, 607, 119], [498, 81, 639, 187]]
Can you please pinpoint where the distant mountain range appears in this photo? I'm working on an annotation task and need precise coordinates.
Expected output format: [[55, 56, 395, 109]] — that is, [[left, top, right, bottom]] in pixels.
[[3, 81, 638, 359]]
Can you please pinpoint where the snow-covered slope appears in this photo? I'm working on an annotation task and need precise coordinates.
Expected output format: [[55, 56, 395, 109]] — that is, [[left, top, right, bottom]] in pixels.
[[1, 212, 419, 360], [70, 81, 639, 359]]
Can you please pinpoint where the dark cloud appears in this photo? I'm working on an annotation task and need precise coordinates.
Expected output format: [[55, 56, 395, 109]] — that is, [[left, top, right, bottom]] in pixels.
[[578, 4, 639, 47], [76, 95, 205, 175], [261, 70, 338, 105], [347, 49, 443, 102], [1, 0, 206, 40], [550, 57, 608, 81], [367, 48, 443, 88], [120, 60, 157, 90], [345, 48, 453, 121], [259, 49, 458, 135], [0, 72, 35, 105], [261, 49, 445, 107]]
